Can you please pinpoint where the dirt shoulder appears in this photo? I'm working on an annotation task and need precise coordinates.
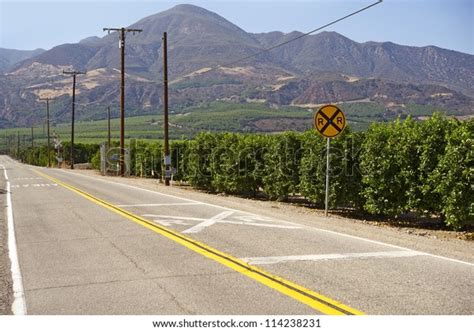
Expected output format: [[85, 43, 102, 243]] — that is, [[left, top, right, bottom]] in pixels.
[[0, 175, 13, 315], [72, 169, 474, 265]]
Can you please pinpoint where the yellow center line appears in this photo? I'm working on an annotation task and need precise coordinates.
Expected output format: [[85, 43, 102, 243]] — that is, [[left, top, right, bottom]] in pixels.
[[34, 169, 364, 315]]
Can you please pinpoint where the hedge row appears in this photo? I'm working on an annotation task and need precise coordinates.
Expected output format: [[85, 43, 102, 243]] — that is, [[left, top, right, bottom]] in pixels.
[[148, 114, 470, 229], [11, 142, 99, 167], [13, 113, 473, 229]]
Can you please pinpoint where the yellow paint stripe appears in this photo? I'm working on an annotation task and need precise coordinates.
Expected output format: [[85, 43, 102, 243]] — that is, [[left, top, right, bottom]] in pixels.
[[34, 169, 364, 315]]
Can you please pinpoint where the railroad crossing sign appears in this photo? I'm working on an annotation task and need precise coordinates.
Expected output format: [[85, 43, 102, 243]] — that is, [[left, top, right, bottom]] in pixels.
[[314, 105, 346, 138], [312, 104, 346, 217]]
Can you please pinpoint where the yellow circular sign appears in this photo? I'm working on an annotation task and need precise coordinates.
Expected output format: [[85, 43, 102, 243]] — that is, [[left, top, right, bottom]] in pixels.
[[314, 105, 346, 138]]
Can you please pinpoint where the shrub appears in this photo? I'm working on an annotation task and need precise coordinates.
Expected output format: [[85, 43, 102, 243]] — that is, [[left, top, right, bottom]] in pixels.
[[432, 119, 473, 229], [263, 132, 302, 201], [299, 130, 327, 207], [360, 118, 418, 216]]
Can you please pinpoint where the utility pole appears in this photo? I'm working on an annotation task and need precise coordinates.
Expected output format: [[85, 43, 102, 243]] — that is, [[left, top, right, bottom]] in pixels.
[[102, 27, 143, 176], [16, 131, 19, 159], [162, 32, 170, 186], [107, 106, 111, 150], [31, 125, 34, 149], [39, 97, 54, 167], [63, 70, 85, 169]]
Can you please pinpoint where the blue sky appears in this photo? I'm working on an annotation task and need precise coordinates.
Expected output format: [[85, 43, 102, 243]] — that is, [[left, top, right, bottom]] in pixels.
[[0, 0, 473, 54]]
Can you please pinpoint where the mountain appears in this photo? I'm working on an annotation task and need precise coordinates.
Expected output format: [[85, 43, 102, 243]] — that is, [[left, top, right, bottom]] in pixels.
[[252, 31, 474, 97], [1, 4, 473, 128], [0, 48, 45, 73]]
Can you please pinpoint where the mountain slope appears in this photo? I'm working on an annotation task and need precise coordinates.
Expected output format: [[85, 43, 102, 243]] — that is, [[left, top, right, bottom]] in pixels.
[[1, 4, 473, 128], [252, 31, 474, 97], [0, 48, 45, 73]]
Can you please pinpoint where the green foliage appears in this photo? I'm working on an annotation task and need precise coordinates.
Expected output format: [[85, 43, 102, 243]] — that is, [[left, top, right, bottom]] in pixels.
[[170, 140, 190, 182], [223, 134, 268, 196], [263, 132, 302, 201], [184, 132, 268, 195], [91, 150, 100, 170], [185, 132, 219, 190], [415, 113, 456, 214], [11, 112, 472, 230], [17, 143, 98, 167], [359, 114, 472, 229], [360, 119, 417, 215], [432, 120, 473, 229], [130, 140, 162, 178], [299, 129, 363, 209], [334, 130, 365, 209], [299, 130, 327, 207]]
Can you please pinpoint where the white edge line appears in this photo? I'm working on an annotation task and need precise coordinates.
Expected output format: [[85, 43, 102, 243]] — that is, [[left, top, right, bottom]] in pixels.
[[2, 164, 27, 315], [241, 250, 429, 265], [117, 202, 202, 207], [40, 165, 474, 267]]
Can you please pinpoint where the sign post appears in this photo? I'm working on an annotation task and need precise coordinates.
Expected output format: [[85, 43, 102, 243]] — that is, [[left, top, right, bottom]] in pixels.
[[313, 105, 346, 217], [325, 138, 330, 216]]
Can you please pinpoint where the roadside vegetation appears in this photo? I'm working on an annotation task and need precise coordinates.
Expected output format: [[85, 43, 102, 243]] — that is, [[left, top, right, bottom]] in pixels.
[[0, 101, 452, 145], [4, 113, 472, 230]]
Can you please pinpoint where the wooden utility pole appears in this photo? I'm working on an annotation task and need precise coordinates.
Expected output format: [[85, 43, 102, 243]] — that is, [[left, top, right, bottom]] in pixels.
[[63, 70, 85, 169], [16, 131, 19, 158], [162, 32, 171, 186], [102, 27, 143, 176], [31, 125, 34, 149], [39, 97, 54, 167], [107, 106, 111, 150]]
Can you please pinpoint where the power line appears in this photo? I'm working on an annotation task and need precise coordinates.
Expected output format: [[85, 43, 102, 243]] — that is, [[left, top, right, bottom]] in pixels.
[[190, 0, 384, 76]]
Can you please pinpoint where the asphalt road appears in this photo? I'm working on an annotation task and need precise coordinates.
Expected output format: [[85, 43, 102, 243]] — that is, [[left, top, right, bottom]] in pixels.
[[1, 155, 473, 315]]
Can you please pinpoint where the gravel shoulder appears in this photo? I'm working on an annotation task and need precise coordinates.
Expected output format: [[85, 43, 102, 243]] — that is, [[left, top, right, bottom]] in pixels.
[[0, 174, 13, 315], [71, 169, 474, 265]]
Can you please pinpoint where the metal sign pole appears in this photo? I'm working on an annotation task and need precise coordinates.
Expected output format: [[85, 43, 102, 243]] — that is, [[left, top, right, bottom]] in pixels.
[[314, 104, 345, 218], [325, 138, 330, 217]]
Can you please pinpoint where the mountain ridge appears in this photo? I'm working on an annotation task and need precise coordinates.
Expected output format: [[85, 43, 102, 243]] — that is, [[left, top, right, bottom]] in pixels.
[[0, 4, 473, 128], [0, 47, 45, 73]]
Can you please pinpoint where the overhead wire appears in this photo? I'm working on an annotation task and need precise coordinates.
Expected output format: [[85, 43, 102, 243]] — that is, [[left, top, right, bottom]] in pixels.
[[191, 0, 383, 76]]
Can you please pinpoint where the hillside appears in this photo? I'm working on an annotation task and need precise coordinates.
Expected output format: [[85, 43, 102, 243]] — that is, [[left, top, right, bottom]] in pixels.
[[0, 3, 473, 128], [0, 47, 45, 73]]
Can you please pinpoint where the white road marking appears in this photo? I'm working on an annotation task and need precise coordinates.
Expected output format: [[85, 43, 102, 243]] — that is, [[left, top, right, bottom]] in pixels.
[[242, 250, 429, 265], [154, 219, 192, 227], [1, 164, 27, 315], [11, 183, 58, 189], [307, 227, 474, 267], [143, 213, 301, 231], [219, 221, 300, 229], [117, 202, 202, 207], [143, 214, 206, 222], [42, 166, 474, 267], [182, 211, 234, 233], [234, 215, 299, 227]]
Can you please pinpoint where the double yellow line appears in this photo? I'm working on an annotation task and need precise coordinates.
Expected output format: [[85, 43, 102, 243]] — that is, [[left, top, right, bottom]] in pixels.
[[34, 169, 364, 315]]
